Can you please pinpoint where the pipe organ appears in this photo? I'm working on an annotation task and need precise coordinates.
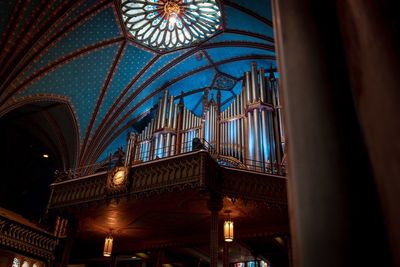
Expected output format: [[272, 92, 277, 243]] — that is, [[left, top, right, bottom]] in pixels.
[[127, 62, 285, 174], [130, 90, 202, 164]]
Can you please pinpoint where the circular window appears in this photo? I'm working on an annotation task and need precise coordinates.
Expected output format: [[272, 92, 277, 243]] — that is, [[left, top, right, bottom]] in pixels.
[[121, 0, 222, 50]]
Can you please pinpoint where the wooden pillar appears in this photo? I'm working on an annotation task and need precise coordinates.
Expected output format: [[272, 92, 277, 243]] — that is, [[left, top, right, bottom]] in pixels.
[[56, 218, 76, 267], [207, 195, 222, 267], [337, 1, 400, 266], [271, 0, 392, 266]]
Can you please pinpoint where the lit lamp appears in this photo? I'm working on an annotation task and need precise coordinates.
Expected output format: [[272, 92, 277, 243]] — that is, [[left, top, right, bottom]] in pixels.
[[224, 213, 234, 242], [103, 232, 113, 257]]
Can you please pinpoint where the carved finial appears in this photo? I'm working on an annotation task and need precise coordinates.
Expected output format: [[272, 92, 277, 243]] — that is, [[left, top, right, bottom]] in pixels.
[[269, 64, 275, 81], [116, 147, 124, 166], [179, 91, 184, 106]]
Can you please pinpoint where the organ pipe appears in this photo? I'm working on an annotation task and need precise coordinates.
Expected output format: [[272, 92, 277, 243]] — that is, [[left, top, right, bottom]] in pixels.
[[167, 95, 174, 128], [127, 62, 284, 175], [259, 68, 266, 103], [245, 72, 252, 103], [253, 109, 261, 170], [161, 90, 168, 128], [251, 62, 258, 102], [157, 97, 163, 129]]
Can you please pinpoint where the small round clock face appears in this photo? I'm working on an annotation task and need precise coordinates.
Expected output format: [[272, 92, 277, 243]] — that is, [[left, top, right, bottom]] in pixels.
[[113, 170, 125, 185]]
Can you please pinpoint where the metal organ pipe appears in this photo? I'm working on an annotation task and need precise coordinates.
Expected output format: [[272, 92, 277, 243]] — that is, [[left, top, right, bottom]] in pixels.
[[157, 133, 164, 158], [171, 135, 176, 155], [259, 68, 266, 103], [168, 96, 174, 128], [182, 109, 186, 131], [253, 109, 261, 170], [146, 141, 150, 161], [211, 107, 215, 145], [157, 98, 163, 129], [161, 90, 168, 128], [247, 112, 253, 167], [240, 115, 245, 161], [221, 121, 225, 155], [245, 72, 252, 104], [128, 65, 283, 174], [173, 104, 178, 129], [276, 82, 285, 138], [251, 62, 259, 102], [261, 108, 268, 171]]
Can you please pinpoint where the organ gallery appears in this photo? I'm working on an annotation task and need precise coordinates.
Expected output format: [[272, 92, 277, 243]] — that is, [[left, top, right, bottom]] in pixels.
[[0, 0, 398, 267]]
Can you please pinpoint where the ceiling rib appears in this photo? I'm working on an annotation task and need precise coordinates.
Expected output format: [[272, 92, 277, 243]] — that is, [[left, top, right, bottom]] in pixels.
[[88, 54, 275, 164]]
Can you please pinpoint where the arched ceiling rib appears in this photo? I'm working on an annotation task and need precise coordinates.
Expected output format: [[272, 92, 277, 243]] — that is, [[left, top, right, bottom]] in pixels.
[[0, 0, 276, 167]]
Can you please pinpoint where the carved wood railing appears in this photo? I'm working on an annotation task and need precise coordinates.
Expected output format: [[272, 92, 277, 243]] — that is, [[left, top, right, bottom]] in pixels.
[[49, 172, 108, 208], [219, 167, 287, 205], [48, 150, 220, 209], [48, 150, 286, 210], [0, 213, 58, 261]]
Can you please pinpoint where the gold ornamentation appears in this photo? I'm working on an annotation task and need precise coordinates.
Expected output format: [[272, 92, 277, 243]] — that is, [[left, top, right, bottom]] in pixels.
[[164, 1, 180, 15]]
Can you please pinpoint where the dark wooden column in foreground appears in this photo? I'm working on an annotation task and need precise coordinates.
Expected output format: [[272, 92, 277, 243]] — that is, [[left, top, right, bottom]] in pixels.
[[271, 0, 394, 266], [207, 195, 222, 267]]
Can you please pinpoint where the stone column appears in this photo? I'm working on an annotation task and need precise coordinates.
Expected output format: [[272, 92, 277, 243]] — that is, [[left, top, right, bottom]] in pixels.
[[207, 195, 222, 267], [271, 0, 392, 267]]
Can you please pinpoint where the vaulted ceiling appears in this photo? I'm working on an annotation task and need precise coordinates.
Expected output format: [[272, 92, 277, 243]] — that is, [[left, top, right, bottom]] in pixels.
[[0, 0, 275, 169]]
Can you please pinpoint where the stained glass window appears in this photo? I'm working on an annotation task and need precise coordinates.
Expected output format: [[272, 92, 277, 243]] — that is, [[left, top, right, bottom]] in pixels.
[[121, 0, 221, 50]]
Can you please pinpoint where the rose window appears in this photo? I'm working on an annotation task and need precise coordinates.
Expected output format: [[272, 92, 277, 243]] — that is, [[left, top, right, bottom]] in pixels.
[[121, 0, 222, 50]]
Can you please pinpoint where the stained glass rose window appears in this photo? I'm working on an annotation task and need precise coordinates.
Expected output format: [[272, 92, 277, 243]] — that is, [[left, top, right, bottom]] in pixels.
[[121, 0, 222, 50]]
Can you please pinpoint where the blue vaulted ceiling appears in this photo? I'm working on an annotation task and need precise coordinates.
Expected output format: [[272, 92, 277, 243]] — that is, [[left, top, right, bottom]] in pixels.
[[0, 0, 276, 167]]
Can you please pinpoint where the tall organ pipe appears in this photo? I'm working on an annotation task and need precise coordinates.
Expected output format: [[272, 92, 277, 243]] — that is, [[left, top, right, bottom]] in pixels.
[[253, 109, 261, 169], [245, 72, 252, 104], [182, 109, 186, 130], [167, 96, 174, 128], [161, 90, 168, 128], [247, 112, 253, 167], [171, 135, 176, 155], [164, 133, 171, 157], [173, 104, 178, 129], [261, 109, 268, 171], [157, 98, 163, 129], [240, 117, 244, 161], [259, 68, 266, 103], [251, 62, 259, 102]]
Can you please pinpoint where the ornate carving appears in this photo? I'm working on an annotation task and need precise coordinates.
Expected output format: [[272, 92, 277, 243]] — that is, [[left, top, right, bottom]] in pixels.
[[106, 166, 129, 195], [48, 151, 287, 210], [0, 217, 58, 260], [49, 172, 107, 208], [130, 152, 206, 196], [220, 167, 287, 205]]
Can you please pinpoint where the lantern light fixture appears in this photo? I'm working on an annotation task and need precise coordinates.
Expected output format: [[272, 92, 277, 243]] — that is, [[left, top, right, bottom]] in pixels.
[[103, 232, 113, 257], [223, 212, 234, 242]]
